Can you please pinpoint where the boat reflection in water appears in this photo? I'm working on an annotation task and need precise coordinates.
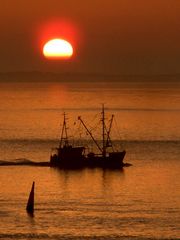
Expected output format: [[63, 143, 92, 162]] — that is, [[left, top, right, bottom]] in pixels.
[[50, 105, 128, 169]]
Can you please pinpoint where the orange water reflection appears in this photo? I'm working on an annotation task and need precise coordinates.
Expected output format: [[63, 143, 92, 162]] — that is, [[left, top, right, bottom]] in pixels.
[[0, 81, 180, 141]]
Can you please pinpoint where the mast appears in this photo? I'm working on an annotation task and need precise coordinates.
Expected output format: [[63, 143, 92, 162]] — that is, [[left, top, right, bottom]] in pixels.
[[102, 104, 106, 157], [78, 116, 103, 153], [59, 113, 69, 148], [105, 114, 114, 151]]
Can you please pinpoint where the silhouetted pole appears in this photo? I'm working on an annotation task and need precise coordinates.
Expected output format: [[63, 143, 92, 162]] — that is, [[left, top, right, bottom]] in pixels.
[[26, 181, 35, 214]]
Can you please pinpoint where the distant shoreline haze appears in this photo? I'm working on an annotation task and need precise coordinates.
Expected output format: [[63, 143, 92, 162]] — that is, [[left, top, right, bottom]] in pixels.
[[0, 72, 180, 83]]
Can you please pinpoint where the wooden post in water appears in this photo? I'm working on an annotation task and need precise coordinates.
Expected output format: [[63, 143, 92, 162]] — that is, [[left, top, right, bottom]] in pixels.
[[26, 181, 35, 214]]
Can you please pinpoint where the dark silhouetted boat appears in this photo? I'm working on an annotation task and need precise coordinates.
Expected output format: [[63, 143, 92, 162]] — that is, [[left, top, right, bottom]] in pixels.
[[50, 105, 127, 169]]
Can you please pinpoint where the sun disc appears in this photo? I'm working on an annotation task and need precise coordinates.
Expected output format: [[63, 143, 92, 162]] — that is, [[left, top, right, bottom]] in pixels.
[[43, 39, 73, 59]]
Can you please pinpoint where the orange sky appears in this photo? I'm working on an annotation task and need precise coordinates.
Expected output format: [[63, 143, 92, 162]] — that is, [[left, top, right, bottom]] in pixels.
[[0, 0, 180, 74]]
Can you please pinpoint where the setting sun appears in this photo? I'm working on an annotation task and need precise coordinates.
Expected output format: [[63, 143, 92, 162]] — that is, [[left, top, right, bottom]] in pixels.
[[43, 38, 73, 59]]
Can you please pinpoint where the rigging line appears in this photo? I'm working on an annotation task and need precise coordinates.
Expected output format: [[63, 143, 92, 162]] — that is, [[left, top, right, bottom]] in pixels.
[[91, 113, 99, 122], [104, 123, 114, 152], [73, 120, 82, 137], [90, 119, 101, 132], [78, 116, 103, 153], [114, 116, 121, 139], [86, 113, 100, 132], [114, 116, 124, 149]]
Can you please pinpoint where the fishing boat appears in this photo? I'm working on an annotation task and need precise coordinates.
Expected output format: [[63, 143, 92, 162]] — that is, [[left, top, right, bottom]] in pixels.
[[50, 105, 127, 169]]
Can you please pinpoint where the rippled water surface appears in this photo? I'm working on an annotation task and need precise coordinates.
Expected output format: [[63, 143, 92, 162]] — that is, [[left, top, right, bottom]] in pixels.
[[0, 80, 179, 239]]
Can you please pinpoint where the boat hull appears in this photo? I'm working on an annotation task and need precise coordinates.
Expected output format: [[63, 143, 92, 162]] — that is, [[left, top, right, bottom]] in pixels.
[[50, 150, 126, 169]]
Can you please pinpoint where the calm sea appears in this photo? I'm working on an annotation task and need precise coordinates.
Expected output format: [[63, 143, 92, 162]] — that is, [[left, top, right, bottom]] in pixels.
[[0, 80, 179, 240]]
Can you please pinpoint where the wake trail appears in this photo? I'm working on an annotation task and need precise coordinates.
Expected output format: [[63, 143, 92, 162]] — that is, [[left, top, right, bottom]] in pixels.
[[0, 159, 50, 167]]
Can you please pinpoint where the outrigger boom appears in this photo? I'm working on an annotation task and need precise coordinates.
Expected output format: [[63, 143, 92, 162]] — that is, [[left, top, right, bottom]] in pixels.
[[78, 104, 114, 157]]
